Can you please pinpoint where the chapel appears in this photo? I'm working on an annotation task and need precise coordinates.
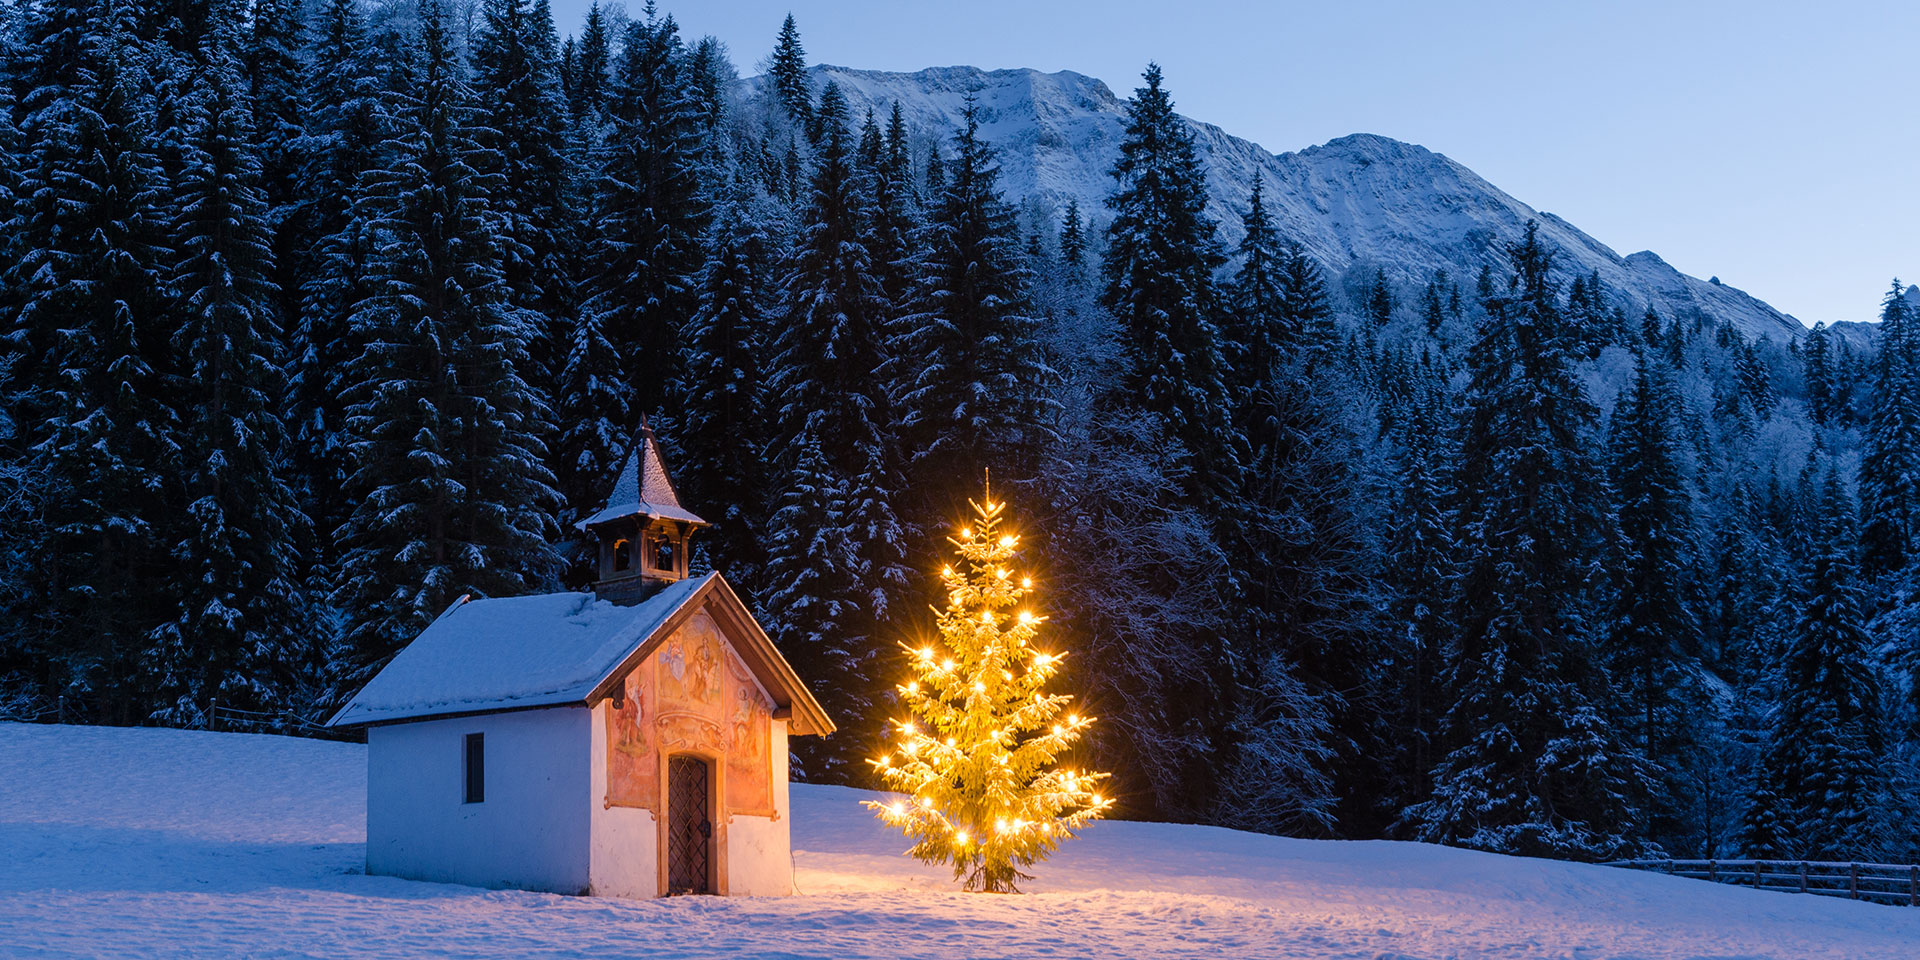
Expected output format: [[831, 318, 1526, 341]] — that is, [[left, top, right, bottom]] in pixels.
[[329, 426, 832, 897]]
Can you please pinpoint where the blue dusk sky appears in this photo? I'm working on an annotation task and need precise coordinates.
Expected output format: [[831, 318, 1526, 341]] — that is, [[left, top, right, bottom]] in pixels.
[[547, 0, 1919, 326]]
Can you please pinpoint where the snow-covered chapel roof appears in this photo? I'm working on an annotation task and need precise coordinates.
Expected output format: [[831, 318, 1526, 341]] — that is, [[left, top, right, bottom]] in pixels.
[[576, 426, 707, 529], [326, 573, 833, 735]]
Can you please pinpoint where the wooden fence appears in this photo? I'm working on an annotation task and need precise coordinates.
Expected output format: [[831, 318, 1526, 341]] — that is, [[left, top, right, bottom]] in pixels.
[[1605, 858, 1920, 906]]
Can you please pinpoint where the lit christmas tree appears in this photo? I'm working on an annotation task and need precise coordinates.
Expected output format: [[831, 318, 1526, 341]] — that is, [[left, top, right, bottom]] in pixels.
[[866, 486, 1111, 892]]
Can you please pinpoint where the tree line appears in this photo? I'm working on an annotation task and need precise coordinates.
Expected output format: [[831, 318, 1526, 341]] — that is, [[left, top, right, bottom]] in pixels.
[[0, 0, 1915, 865]]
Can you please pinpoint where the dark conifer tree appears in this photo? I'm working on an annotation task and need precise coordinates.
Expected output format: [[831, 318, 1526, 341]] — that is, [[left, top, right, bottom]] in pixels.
[[1280, 240, 1335, 351], [331, 0, 560, 680], [768, 12, 811, 128], [764, 80, 906, 779], [1101, 63, 1235, 505], [1058, 197, 1087, 282], [292, 0, 388, 579], [150, 21, 308, 724], [1735, 340, 1774, 420], [1420, 271, 1448, 338], [470, 0, 574, 397], [1803, 321, 1836, 427], [5, 0, 182, 722], [1665, 313, 1688, 369], [1226, 176, 1293, 381], [760, 428, 862, 760], [550, 307, 630, 539], [1860, 280, 1920, 581], [1565, 270, 1612, 357], [568, 1, 610, 124], [242, 0, 306, 349], [584, 8, 707, 418], [1411, 222, 1640, 860], [1364, 268, 1394, 328], [1766, 468, 1887, 859], [1608, 348, 1702, 847], [1384, 359, 1456, 805], [896, 103, 1055, 499], [675, 181, 778, 591]]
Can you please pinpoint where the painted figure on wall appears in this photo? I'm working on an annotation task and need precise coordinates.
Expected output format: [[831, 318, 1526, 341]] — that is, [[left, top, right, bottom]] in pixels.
[[605, 610, 777, 816], [607, 662, 658, 807]]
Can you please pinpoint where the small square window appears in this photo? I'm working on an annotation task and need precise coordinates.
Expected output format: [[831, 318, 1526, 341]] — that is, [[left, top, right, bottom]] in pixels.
[[464, 733, 485, 804]]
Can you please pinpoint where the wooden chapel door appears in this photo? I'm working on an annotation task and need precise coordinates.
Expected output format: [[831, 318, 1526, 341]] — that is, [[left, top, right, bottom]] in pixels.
[[665, 755, 713, 894]]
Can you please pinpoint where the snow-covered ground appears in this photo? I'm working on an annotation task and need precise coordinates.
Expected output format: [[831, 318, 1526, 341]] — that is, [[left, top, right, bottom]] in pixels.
[[2, 723, 1914, 959]]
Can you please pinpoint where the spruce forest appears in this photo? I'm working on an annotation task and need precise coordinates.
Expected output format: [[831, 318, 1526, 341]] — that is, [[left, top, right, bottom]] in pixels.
[[1, 0, 1917, 868]]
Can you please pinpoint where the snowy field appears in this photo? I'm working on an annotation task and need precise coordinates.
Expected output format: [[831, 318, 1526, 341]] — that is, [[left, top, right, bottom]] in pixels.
[[1, 723, 1914, 959]]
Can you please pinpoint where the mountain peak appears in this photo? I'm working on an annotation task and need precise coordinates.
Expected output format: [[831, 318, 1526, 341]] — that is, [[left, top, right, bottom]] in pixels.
[[766, 64, 1804, 342]]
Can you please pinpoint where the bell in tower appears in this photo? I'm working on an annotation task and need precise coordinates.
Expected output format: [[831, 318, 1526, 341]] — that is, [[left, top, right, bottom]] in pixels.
[[578, 422, 707, 603]]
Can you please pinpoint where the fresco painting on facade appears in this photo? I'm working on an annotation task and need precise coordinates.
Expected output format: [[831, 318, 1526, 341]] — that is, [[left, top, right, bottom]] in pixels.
[[605, 611, 776, 817]]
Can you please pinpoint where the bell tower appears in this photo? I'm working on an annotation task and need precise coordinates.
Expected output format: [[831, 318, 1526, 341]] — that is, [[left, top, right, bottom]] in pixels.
[[579, 422, 707, 603]]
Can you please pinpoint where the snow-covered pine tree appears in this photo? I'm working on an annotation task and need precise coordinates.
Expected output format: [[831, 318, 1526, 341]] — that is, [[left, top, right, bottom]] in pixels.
[[550, 306, 631, 539], [768, 13, 811, 129], [759, 428, 873, 777], [1607, 347, 1705, 849], [5, 0, 182, 722], [1216, 182, 1378, 832], [867, 491, 1112, 892], [1410, 222, 1641, 860], [241, 0, 307, 348], [1737, 778, 1795, 859], [1420, 271, 1448, 339], [1564, 270, 1614, 358], [470, 0, 575, 404], [1768, 467, 1888, 860], [1279, 239, 1335, 354], [1802, 321, 1836, 427], [0, 0, 23, 381], [896, 101, 1055, 501], [1860, 280, 1920, 582], [765, 79, 907, 778], [1058, 198, 1087, 284], [583, 6, 707, 417], [1383, 357, 1458, 806], [1364, 269, 1394, 329], [291, 0, 389, 580], [856, 103, 920, 322], [331, 0, 560, 681], [567, 1, 610, 123], [674, 179, 780, 591], [1734, 339, 1775, 420], [149, 18, 309, 726], [1101, 63, 1236, 507], [1225, 176, 1293, 387]]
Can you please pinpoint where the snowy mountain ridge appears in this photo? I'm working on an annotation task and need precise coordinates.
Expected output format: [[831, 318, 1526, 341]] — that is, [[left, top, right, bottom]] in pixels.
[[755, 64, 1807, 344]]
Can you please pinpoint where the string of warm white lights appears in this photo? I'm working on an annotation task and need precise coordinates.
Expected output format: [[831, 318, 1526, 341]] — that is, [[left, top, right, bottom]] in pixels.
[[863, 487, 1112, 893]]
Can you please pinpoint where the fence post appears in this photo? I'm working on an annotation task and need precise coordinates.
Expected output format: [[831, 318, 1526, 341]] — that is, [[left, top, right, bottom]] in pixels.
[[1754, 861, 1763, 890], [1850, 862, 1859, 900], [1800, 862, 1808, 894], [56, 695, 65, 724], [209, 698, 219, 732], [1910, 865, 1917, 907], [1708, 860, 1716, 883]]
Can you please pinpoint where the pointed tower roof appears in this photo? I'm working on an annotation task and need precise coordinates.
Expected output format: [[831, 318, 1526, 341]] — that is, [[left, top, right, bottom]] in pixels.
[[577, 422, 708, 530]]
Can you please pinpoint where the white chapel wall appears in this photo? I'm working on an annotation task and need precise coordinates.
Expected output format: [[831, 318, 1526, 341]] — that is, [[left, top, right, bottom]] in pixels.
[[725, 717, 792, 896], [366, 706, 591, 894], [587, 698, 661, 898]]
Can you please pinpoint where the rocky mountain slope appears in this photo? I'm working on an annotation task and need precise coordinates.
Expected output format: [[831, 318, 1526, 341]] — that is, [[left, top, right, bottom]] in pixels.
[[753, 65, 1807, 344]]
